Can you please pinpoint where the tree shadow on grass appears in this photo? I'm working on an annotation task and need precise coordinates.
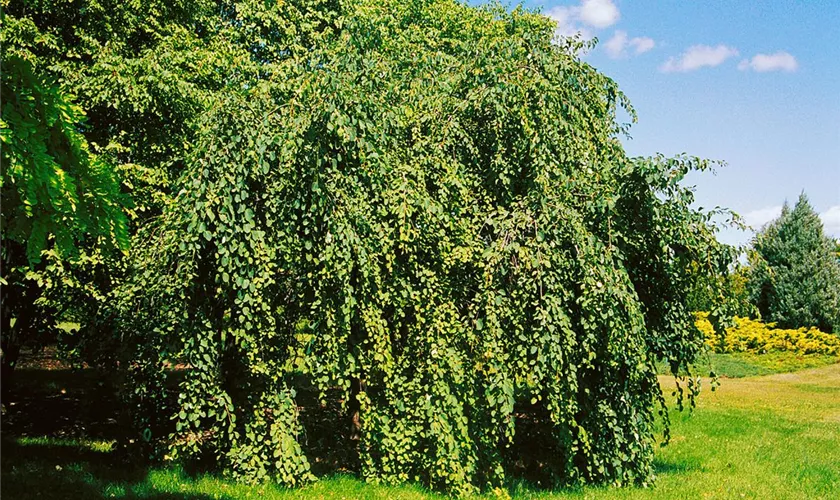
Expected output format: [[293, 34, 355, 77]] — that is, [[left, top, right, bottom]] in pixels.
[[653, 457, 705, 475], [504, 458, 707, 498], [289, 372, 361, 477], [3, 368, 127, 440], [3, 353, 716, 498], [0, 438, 225, 499]]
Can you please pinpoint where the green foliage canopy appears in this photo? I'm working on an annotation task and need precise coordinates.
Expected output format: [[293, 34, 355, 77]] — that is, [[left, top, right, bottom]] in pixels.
[[120, 0, 736, 493], [0, 54, 128, 263], [0, 35, 129, 382], [1, 0, 333, 365], [748, 194, 840, 333], [3, 0, 234, 220]]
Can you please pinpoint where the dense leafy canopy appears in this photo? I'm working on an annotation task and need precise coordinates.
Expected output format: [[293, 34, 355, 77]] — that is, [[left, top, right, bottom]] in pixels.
[[0, 56, 127, 263], [3, 0, 216, 222], [0, 0, 349, 402], [111, 0, 736, 493], [1, 0, 315, 365], [748, 194, 840, 334]]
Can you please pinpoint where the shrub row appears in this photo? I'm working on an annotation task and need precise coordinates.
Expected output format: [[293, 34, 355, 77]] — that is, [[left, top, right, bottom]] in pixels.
[[695, 312, 840, 356]]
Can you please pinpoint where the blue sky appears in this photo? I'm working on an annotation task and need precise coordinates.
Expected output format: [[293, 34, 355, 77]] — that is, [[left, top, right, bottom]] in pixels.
[[479, 0, 840, 245]]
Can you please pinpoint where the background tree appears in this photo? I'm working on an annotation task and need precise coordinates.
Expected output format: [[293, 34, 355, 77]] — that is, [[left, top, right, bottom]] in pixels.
[[748, 193, 840, 333], [120, 0, 736, 492], [2, 0, 226, 366], [0, 53, 128, 393], [2, 0, 331, 366], [687, 262, 756, 318]]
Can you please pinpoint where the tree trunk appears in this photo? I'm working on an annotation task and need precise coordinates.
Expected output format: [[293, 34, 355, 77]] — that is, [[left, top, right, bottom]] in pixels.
[[1, 241, 39, 402], [0, 345, 20, 414], [348, 376, 364, 442]]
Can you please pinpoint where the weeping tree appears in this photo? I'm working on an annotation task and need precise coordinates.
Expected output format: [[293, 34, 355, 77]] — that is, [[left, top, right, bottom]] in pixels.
[[122, 0, 735, 493]]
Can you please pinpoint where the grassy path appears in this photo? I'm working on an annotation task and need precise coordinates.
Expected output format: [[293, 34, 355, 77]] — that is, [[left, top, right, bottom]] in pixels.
[[3, 363, 839, 499], [578, 364, 840, 500]]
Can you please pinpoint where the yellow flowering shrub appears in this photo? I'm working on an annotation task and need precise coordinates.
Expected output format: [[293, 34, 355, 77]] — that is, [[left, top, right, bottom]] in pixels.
[[695, 312, 840, 356]]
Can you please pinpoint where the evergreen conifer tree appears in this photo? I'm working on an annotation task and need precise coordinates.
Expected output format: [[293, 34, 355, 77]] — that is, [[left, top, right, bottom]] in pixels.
[[749, 193, 840, 333]]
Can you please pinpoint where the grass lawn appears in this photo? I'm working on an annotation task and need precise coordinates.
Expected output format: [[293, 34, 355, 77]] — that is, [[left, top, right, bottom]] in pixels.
[[2, 358, 839, 499], [660, 351, 840, 378]]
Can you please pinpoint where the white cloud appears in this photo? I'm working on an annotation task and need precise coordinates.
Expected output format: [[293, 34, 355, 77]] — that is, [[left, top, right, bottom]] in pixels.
[[739, 204, 840, 237], [660, 44, 739, 73], [604, 30, 628, 57], [743, 205, 782, 229], [546, 6, 592, 39], [579, 0, 620, 28], [738, 51, 798, 72], [605, 30, 655, 59], [546, 0, 620, 40], [820, 205, 840, 236], [631, 37, 656, 54]]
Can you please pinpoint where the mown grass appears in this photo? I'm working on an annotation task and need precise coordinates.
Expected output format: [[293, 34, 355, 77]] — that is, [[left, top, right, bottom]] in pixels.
[[658, 351, 840, 378], [3, 362, 839, 499], [705, 351, 839, 377]]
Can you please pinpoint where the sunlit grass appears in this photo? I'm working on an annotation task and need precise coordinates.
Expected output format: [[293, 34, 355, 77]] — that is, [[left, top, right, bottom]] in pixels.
[[658, 351, 839, 378]]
